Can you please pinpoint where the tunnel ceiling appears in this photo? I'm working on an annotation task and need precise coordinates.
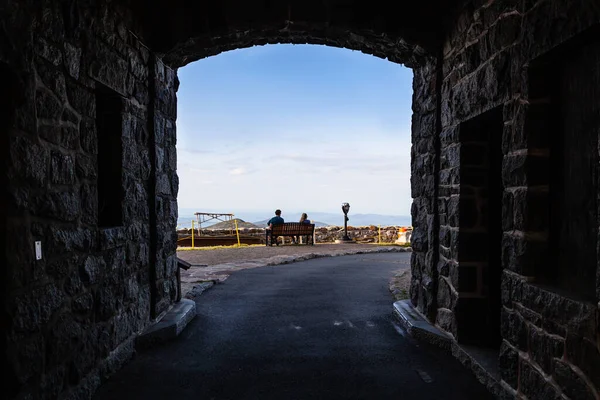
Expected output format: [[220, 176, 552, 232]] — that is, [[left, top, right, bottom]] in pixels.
[[133, 0, 461, 68]]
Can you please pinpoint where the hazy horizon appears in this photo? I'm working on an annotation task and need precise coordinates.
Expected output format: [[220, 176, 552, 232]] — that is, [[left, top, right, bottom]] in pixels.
[[177, 207, 412, 229]]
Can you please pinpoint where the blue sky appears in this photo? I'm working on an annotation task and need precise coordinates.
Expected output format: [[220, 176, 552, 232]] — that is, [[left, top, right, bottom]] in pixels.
[[176, 44, 413, 217]]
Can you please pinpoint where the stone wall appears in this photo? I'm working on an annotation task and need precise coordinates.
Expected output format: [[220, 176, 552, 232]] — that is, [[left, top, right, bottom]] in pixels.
[[410, 58, 440, 321], [410, 0, 600, 397], [2, 1, 178, 398]]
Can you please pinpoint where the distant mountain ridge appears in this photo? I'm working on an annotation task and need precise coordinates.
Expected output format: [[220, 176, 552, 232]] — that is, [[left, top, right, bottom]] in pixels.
[[177, 208, 411, 229], [253, 219, 329, 228], [206, 219, 260, 230]]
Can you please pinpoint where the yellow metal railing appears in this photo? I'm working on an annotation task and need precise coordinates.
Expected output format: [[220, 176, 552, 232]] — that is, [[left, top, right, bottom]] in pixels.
[[176, 216, 243, 248]]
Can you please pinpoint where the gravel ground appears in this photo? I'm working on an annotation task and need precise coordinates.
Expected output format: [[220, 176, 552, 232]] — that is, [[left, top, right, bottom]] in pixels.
[[176, 243, 412, 298], [177, 243, 403, 266]]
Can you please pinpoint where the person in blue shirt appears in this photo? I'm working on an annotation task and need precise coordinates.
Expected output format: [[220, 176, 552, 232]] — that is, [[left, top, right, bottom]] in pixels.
[[266, 209, 284, 245]]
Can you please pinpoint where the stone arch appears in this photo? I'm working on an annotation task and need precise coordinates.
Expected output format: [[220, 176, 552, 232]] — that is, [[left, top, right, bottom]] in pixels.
[[160, 27, 429, 68], [134, 0, 455, 69]]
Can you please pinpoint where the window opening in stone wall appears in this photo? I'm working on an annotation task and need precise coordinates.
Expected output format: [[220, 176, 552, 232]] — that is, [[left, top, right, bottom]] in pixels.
[[96, 83, 124, 227], [456, 106, 503, 348], [528, 26, 600, 302]]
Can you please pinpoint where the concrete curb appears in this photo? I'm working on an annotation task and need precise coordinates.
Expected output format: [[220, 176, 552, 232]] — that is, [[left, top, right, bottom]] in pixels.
[[393, 300, 452, 351], [136, 299, 196, 351]]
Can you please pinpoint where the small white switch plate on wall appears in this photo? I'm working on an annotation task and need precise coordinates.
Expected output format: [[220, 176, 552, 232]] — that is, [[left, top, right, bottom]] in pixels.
[[35, 241, 42, 260]]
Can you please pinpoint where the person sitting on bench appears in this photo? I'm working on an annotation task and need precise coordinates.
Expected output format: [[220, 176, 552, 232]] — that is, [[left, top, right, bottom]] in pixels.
[[293, 213, 311, 244], [266, 209, 284, 245]]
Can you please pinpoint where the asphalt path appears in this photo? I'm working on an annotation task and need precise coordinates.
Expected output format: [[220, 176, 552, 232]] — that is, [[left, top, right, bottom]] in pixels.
[[94, 252, 493, 400]]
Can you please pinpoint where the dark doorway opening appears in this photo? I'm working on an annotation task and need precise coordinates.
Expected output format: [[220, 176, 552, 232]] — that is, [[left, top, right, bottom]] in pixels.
[[456, 106, 504, 348]]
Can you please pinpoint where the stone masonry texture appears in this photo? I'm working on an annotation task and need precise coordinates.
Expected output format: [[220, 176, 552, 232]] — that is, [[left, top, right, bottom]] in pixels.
[[1, 0, 600, 399]]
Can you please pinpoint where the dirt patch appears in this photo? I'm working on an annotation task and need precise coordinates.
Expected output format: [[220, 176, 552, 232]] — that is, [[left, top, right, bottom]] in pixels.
[[389, 269, 412, 301]]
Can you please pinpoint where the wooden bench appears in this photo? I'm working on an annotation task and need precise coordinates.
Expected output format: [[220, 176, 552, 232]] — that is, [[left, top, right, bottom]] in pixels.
[[266, 223, 315, 246]]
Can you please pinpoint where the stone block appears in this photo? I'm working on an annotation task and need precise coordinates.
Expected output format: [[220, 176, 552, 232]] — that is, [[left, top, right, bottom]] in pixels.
[[40, 366, 66, 400], [44, 226, 95, 258], [501, 234, 541, 276], [88, 45, 129, 95], [502, 190, 513, 231], [9, 283, 66, 333], [35, 57, 67, 101], [35, 36, 62, 66], [66, 79, 95, 117], [513, 302, 542, 327], [95, 284, 120, 321], [528, 325, 564, 374], [36, 87, 63, 120], [439, 226, 451, 248], [9, 136, 49, 186], [99, 227, 127, 250], [521, 285, 596, 338], [69, 340, 96, 384], [447, 195, 459, 227], [489, 13, 522, 50], [46, 312, 84, 368], [80, 118, 98, 154], [502, 153, 527, 187], [498, 340, 519, 390], [72, 292, 94, 314], [80, 184, 98, 225], [565, 334, 600, 389], [50, 151, 75, 185], [521, 359, 564, 400], [64, 42, 81, 79], [435, 308, 457, 338], [553, 359, 596, 400], [8, 333, 45, 385], [437, 276, 458, 310], [80, 255, 106, 286], [500, 307, 528, 351], [440, 166, 460, 186], [34, 189, 81, 222]]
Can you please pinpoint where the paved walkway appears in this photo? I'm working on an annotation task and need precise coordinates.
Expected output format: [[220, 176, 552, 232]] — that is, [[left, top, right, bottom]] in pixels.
[[94, 253, 492, 400], [177, 244, 410, 296]]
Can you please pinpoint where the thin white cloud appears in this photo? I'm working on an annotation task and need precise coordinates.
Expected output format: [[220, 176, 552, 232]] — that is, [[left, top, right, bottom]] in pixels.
[[229, 168, 246, 175]]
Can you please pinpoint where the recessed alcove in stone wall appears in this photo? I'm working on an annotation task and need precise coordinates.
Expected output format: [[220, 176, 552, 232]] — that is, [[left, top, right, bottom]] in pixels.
[[526, 25, 600, 302], [96, 84, 124, 228], [456, 106, 503, 348]]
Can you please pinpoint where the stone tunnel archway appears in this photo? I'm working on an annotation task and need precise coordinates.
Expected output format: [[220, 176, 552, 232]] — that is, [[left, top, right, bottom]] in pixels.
[[3, 0, 600, 399]]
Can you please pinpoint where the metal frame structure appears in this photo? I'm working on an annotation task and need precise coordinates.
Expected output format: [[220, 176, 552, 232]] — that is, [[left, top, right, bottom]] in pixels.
[[194, 212, 235, 234]]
